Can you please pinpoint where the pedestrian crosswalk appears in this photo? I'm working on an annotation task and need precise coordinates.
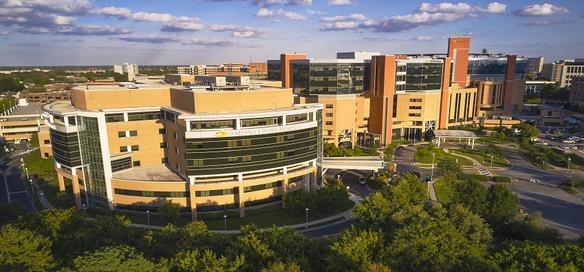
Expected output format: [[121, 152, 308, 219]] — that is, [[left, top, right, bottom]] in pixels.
[[393, 160, 416, 167], [478, 167, 492, 176]]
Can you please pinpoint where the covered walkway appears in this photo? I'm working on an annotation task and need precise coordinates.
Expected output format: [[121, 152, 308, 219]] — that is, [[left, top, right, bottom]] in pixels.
[[433, 130, 478, 149]]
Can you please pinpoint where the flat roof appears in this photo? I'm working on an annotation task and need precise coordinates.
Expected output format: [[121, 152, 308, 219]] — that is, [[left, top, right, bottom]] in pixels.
[[72, 83, 169, 91], [8, 103, 44, 116], [434, 130, 478, 138], [112, 165, 184, 182]]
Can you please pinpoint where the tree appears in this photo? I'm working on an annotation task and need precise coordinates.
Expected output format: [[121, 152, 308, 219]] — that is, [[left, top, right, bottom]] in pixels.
[[72, 245, 156, 272], [261, 261, 302, 272], [353, 192, 393, 229], [386, 204, 491, 272], [437, 159, 462, 180], [485, 184, 519, 225], [513, 123, 540, 139], [0, 77, 25, 92], [450, 180, 488, 217], [159, 200, 182, 224], [385, 173, 426, 206], [169, 249, 245, 272], [326, 226, 386, 272], [0, 225, 54, 272], [228, 225, 275, 271], [492, 242, 584, 272], [0, 203, 24, 224]]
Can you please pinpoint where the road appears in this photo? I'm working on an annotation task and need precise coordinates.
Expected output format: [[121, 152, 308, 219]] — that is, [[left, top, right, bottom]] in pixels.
[[0, 149, 36, 213], [509, 180, 584, 239], [497, 145, 574, 185]]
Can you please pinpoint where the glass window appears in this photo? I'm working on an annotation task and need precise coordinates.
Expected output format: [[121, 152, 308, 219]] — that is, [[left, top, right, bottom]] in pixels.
[[127, 111, 162, 121], [241, 116, 281, 127], [325, 104, 334, 108], [129, 130, 138, 136], [325, 121, 333, 125], [133, 161, 141, 167], [43, 139, 50, 144], [118, 131, 126, 138], [244, 181, 282, 192], [120, 146, 128, 152], [191, 120, 235, 130], [160, 142, 167, 148], [286, 113, 307, 124], [53, 115, 65, 126], [67, 116, 76, 126], [105, 113, 124, 123], [159, 128, 166, 134], [325, 113, 333, 117], [131, 145, 139, 151]]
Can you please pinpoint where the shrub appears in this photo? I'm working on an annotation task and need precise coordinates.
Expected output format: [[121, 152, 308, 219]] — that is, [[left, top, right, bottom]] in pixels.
[[492, 176, 512, 183], [284, 183, 348, 214]]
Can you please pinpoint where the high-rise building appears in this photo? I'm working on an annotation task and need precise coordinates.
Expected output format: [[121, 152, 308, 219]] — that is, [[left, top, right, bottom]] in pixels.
[[569, 77, 584, 106], [267, 60, 281, 81], [280, 53, 307, 88], [42, 81, 322, 218], [560, 60, 584, 89], [527, 56, 544, 74], [113, 63, 139, 81], [541, 61, 566, 83]]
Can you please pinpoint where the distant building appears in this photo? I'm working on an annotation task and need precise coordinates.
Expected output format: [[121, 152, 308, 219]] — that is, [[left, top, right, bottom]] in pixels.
[[526, 56, 544, 74], [176, 65, 195, 75], [113, 63, 139, 81], [569, 77, 584, 106], [19, 91, 71, 104], [267, 60, 281, 81], [541, 61, 564, 82], [525, 81, 557, 96], [560, 60, 584, 89], [249, 63, 267, 74]]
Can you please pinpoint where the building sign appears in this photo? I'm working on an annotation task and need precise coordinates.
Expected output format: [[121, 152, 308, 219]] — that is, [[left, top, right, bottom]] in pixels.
[[187, 121, 317, 139]]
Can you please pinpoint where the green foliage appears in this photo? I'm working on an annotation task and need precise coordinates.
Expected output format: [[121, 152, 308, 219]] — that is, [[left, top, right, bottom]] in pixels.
[[284, 182, 349, 214], [367, 171, 391, 189], [324, 143, 378, 157], [260, 261, 302, 272], [159, 200, 182, 224], [169, 249, 245, 272], [0, 77, 25, 92], [492, 242, 584, 272], [0, 224, 54, 272], [451, 180, 488, 216], [513, 123, 540, 139], [485, 184, 519, 225], [385, 173, 426, 206], [437, 159, 462, 179], [326, 226, 386, 272], [493, 176, 512, 183], [0, 203, 25, 225], [72, 245, 156, 272]]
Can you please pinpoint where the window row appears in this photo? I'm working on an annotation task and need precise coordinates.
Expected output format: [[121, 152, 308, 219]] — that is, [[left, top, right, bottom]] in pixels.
[[114, 188, 187, 198], [117, 130, 138, 138], [189, 113, 313, 130], [119, 145, 139, 152]]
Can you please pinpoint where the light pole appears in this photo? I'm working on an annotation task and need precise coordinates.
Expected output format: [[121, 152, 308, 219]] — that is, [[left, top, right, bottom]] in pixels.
[[337, 174, 341, 182], [305, 208, 309, 227], [223, 214, 227, 231], [430, 153, 435, 181], [490, 154, 494, 169], [567, 157, 571, 173], [146, 210, 150, 227]]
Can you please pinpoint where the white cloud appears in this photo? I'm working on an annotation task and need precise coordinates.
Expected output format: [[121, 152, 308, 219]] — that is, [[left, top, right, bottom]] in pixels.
[[253, 0, 312, 6], [0, 0, 92, 14], [94, 6, 204, 32], [485, 2, 506, 13], [306, 9, 324, 15], [413, 35, 433, 41], [321, 2, 506, 32], [513, 3, 569, 16], [419, 2, 474, 14], [329, 0, 351, 6], [210, 24, 265, 38], [321, 13, 367, 22], [256, 7, 305, 20]]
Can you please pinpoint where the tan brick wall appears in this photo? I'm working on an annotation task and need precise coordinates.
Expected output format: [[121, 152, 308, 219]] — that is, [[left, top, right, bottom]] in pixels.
[[106, 120, 165, 167]]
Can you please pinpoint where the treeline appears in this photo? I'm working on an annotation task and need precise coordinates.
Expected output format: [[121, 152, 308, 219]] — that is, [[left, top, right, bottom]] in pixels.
[[1, 173, 583, 271]]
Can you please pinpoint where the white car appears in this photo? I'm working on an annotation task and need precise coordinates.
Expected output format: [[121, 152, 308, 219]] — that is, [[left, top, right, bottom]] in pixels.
[[563, 140, 576, 144]]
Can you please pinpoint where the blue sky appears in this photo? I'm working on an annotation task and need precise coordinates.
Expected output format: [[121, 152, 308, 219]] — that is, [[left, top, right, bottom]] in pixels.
[[0, 0, 582, 65]]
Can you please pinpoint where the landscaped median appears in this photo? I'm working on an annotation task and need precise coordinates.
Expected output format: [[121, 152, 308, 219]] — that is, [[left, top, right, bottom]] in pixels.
[[414, 144, 473, 166], [450, 146, 510, 168]]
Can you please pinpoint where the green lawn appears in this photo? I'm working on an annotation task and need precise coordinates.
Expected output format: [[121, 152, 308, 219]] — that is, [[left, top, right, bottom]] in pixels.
[[324, 143, 378, 157], [103, 199, 354, 230], [433, 180, 453, 204], [414, 145, 473, 166], [451, 148, 510, 168], [23, 149, 75, 209], [477, 135, 515, 145]]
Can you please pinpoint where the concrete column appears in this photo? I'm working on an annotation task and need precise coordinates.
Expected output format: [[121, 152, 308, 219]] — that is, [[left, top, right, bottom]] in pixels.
[[238, 185, 245, 218], [71, 175, 82, 210], [57, 173, 65, 192], [310, 171, 317, 191], [471, 138, 475, 150], [281, 167, 288, 208], [188, 181, 197, 221], [437, 137, 441, 147]]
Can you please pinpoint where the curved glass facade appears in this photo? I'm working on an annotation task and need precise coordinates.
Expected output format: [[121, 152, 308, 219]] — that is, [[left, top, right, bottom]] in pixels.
[[185, 127, 318, 176], [50, 129, 81, 168]]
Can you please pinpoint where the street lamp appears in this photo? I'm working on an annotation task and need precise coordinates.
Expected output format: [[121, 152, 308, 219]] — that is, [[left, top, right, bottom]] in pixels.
[[567, 157, 571, 173], [146, 210, 150, 227], [305, 208, 309, 227], [337, 174, 341, 182], [490, 154, 494, 169], [223, 215, 227, 231], [430, 153, 435, 181]]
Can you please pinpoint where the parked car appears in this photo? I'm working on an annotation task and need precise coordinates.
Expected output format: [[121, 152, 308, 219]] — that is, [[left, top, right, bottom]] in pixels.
[[359, 177, 366, 184], [562, 140, 576, 144]]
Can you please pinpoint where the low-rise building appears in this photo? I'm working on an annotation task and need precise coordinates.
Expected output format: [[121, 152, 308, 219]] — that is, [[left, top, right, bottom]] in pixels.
[[42, 82, 322, 218]]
